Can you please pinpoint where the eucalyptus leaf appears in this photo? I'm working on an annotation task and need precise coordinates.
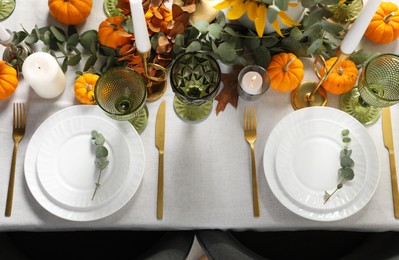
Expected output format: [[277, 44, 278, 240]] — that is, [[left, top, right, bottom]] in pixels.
[[340, 156, 354, 168], [61, 57, 68, 72], [80, 30, 98, 50], [224, 26, 241, 37], [99, 160, 109, 170], [339, 168, 354, 181], [274, 0, 288, 11], [84, 54, 98, 71], [194, 20, 209, 33], [50, 26, 66, 42], [261, 37, 279, 48], [216, 11, 226, 27], [217, 41, 236, 63], [254, 45, 271, 68], [67, 33, 80, 48], [321, 20, 343, 35], [208, 23, 223, 39], [186, 41, 202, 52], [25, 33, 38, 44], [67, 53, 81, 66], [303, 22, 322, 37], [95, 146, 108, 158], [266, 6, 279, 24], [244, 36, 260, 50], [307, 38, 323, 55], [43, 31, 51, 45], [57, 42, 68, 55]]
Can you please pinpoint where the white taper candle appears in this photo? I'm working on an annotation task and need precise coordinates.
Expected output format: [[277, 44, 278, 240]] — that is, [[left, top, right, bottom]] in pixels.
[[0, 23, 12, 43], [129, 0, 151, 53], [340, 0, 383, 55]]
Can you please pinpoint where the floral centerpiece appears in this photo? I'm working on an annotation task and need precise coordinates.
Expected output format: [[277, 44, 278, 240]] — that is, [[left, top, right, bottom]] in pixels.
[[5, 0, 372, 111]]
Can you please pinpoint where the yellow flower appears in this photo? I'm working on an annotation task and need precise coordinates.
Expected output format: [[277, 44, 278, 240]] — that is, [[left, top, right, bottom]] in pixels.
[[214, 0, 301, 37]]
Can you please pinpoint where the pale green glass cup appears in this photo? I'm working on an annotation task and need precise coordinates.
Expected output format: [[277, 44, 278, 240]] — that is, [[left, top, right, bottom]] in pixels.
[[340, 53, 399, 125], [170, 52, 221, 122], [95, 67, 148, 133]]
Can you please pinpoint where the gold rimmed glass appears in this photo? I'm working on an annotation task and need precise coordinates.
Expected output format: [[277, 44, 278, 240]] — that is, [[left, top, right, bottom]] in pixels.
[[340, 53, 399, 125], [94, 67, 148, 133]]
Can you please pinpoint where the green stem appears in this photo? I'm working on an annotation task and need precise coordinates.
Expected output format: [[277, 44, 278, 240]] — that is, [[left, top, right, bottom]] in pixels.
[[91, 168, 103, 200]]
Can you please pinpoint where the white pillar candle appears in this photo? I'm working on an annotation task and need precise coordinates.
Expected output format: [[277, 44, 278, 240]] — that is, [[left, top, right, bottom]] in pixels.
[[241, 71, 263, 95], [340, 0, 382, 55], [22, 52, 66, 99], [0, 23, 12, 43], [129, 0, 151, 53]]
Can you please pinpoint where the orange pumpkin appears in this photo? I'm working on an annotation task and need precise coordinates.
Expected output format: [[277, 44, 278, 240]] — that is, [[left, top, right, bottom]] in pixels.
[[48, 0, 93, 25], [98, 16, 132, 49], [74, 73, 99, 104], [0, 61, 18, 100], [267, 53, 304, 92], [319, 57, 358, 94], [365, 2, 399, 44]]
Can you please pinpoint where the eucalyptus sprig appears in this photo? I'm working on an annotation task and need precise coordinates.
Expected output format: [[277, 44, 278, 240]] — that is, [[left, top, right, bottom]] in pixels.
[[11, 25, 121, 74], [324, 129, 355, 204], [91, 130, 109, 200]]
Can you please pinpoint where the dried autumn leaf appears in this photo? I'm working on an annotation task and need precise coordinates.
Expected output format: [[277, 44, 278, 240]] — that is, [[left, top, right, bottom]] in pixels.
[[215, 65, 244, 115]]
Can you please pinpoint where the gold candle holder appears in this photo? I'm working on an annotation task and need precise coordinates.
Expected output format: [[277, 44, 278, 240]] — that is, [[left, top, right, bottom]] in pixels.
[[290, 51, 351, 110], [138, 50, 168, 102], [0, 29, 33, 72]]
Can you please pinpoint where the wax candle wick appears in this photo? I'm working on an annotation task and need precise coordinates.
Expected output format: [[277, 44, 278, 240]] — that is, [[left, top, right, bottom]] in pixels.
[[35, 63, 41, 70]]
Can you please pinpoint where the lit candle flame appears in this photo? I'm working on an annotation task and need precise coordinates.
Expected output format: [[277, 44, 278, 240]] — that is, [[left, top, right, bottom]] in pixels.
[[250, 75, 257, 88]]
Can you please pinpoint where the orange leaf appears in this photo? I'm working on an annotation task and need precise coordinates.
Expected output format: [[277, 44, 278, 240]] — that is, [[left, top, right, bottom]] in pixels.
[[215, 65, 243, 115]]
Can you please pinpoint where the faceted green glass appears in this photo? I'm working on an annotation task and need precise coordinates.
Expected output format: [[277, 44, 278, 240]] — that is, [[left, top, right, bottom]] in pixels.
[[0, 0, 15, 20], [340, 54, 399, 125], [170, 52, 221, 121], [95, 67, 148, 133]]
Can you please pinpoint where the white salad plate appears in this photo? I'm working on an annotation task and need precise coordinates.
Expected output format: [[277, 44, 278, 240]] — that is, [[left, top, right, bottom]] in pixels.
[[25, 105, 145, 221], [263, 107, 380, 221]]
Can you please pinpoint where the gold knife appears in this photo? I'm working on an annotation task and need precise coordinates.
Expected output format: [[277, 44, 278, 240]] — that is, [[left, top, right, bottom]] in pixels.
[[382, 107, 399, 218], [155, 100, 166, 220]]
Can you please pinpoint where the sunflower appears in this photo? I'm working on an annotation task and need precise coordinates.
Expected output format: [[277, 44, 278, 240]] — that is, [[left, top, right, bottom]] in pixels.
[[214, 0, 301, 37]]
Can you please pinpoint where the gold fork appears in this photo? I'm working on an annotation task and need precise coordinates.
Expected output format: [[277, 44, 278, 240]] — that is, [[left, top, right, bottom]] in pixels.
[[5, 103, 26, 217], [244, 107, 260, 217]]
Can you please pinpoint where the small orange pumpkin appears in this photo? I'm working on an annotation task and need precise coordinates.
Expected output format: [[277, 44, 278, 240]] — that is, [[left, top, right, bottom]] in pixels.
[[319, 57, 358, 95], [0, 61, 18, 100], [74, 73, 99, 104], [365, 2, 399, 44], [98, 16, 132, 49], [267, 53, 304, 92], [48, 0, 93, 25]]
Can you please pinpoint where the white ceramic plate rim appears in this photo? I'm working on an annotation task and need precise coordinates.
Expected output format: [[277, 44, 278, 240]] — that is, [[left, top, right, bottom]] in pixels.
[[263, 106, 380, 221], [24, 105, 145, 221]]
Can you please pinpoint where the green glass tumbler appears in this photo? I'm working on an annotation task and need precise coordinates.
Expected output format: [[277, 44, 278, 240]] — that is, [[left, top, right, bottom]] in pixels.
[[95, 67, 149, 133], [170, 52, 221, 122], [340, 53, 399, 125]]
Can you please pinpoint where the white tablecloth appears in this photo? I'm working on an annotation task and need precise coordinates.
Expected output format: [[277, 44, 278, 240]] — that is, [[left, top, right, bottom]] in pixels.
[[0, 0, 399, 231]]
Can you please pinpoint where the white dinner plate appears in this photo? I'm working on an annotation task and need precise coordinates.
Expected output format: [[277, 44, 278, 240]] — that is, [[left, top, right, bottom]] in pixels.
[[24, 105, 145, 221], [36, 116, 131, 209], [263, 107, 380, 221]]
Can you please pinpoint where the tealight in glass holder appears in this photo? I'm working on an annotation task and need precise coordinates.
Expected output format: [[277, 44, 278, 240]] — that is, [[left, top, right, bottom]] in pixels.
[[237, 65, 270, 101]]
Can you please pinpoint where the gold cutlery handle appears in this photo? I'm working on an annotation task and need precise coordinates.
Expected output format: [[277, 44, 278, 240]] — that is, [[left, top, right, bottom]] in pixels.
[[5, 142, 18, 217], [388, 149, 399, 218], [250, 144, 260, 217], [157, 150, 164, 220]]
